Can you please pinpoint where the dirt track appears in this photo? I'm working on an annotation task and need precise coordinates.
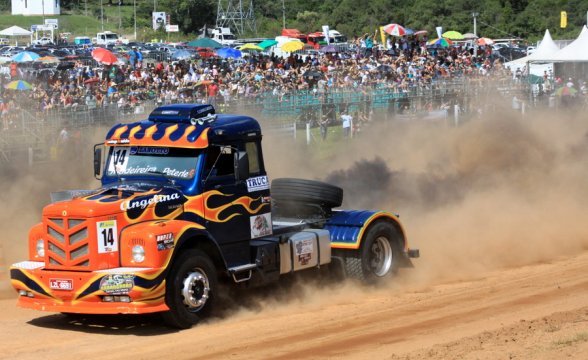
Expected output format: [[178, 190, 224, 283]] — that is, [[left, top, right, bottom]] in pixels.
[[2, 250, 588, 359], [3, 111, 588, 359]]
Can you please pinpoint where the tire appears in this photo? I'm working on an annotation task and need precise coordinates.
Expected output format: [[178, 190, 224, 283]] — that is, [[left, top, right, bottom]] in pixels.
[[161, 249, 218, 329], [271, 178, 343, 209], [344, 221, 401, 283]]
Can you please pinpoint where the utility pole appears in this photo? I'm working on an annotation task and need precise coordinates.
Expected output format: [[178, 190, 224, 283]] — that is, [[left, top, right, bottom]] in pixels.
[[134, 0, 137, 40], [472, 12, 479, 60], [282, 0, 285, 29], [42, 0, 45, 23], [101, 0, 104, 31]]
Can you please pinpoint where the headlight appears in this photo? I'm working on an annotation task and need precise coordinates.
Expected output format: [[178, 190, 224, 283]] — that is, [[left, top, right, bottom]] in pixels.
[[36, 239, 45, 257], [132, 245, 145, 263]]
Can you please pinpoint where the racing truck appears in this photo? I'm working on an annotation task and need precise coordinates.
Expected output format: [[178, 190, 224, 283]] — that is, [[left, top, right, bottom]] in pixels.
[[10, 104, 419, 328]]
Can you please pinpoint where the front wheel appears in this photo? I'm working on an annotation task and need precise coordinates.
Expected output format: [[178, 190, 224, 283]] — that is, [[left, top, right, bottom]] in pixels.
[[161, 249, 218, 329], [344, 221, 401, 283]]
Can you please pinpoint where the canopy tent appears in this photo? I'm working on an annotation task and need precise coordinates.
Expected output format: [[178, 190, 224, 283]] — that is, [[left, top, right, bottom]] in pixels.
[[0, 25, 32, 45], [505, 29, 559, 67], [0, 25, 32, 36], [538, 26, 588, 62]]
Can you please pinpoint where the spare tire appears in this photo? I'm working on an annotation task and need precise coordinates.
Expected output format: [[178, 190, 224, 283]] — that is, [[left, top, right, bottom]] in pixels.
[[271, 178, 343, 209]]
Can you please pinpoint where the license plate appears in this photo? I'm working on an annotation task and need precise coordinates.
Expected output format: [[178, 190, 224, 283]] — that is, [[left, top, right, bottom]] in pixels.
[[49, 279, 73, 291]]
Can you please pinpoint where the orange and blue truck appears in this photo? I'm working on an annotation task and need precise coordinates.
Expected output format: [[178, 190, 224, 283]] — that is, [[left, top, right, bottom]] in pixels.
[[10, 104, 419, 328]]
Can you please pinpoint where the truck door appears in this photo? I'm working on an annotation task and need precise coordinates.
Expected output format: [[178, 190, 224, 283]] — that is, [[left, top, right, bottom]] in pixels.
[[202, 141, 271, 265]]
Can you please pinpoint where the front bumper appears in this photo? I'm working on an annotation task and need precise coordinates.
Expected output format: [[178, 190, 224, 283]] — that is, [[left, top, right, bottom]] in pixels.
[[10, 261, 169, 314]]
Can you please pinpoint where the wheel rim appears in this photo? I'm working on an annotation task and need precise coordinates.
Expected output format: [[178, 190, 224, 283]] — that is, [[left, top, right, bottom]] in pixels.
[[370, 236, 393, 277], [181, 268, 210, 312]]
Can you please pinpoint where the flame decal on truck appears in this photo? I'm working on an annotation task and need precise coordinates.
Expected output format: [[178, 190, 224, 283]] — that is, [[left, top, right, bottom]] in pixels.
[[106, 123, 209, 148]]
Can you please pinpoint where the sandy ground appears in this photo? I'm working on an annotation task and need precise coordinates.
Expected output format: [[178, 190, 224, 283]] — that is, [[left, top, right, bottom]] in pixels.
[[1, 251, 588, 360], [2, 108, 588, 359]]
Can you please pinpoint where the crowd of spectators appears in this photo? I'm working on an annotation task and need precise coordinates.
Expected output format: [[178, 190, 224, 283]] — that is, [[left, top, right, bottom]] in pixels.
[[0, 36, 516, 131]]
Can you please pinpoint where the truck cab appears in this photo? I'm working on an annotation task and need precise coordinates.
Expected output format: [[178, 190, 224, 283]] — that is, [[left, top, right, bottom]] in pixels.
[[209, 27, 236, 46], [96, 31, 119, 46], [10, 104, 418, 329]]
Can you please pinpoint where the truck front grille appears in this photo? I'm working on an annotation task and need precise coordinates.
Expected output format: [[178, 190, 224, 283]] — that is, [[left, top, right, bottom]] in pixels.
[[45, 217, 91, 270]]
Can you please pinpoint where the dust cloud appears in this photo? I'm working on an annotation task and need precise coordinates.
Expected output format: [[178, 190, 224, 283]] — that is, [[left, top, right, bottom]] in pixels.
[[3, 105, 588, 314], [266, 104, 588, 288]]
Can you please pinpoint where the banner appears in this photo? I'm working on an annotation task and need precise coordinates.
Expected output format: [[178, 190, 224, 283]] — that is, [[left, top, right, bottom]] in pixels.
[[379, 26, 387, 50], [560, 11, 567, 28], [152, 12, 166, 30], [322, 25, 330, 44], [436, 26, 443, 39]]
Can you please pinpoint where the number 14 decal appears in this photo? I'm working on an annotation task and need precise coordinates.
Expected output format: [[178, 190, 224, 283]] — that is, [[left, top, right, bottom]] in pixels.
[[96, 220, 118, 253]]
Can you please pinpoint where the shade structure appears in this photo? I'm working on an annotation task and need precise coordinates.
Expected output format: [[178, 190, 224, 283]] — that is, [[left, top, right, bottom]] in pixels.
[[11, 51, 40, 62], [238, 43, 263, 51], [428, 38, 453, 47], [186, 38, 223, 49], [462, 32, 477, 40], [217, 47, 242, 59], [477, 37, 494, 45], [442, 31, 464, 40], [414, 30, 428, 36], [5, 80, 32, 90], [280, 41, 305, 52], [383, 23, 406, 37], [92, 48, 118, 65], [0, 25, 32, 36], [257, 39, 278, 49]]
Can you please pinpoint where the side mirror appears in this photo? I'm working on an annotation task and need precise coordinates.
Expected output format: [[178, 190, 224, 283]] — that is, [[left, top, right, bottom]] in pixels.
[[93, 145, 102, 179], [234, 151, 249, 181]]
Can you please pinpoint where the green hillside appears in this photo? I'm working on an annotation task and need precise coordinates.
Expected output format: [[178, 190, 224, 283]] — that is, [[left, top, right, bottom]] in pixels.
[[2, 0, 587, 42]]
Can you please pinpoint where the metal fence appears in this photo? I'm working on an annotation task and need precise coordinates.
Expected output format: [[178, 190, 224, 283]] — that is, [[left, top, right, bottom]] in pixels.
[[0, 77, 527, 165]]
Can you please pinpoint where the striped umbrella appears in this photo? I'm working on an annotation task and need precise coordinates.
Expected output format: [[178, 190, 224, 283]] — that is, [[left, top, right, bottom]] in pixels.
[[11, 51, 40, 62], [383, 23, 406, 37], [5, 80, 32, 90], [428, 38, 453, 47]]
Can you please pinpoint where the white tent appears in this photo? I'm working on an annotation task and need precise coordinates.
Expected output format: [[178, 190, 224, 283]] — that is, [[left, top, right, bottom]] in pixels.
[[539, 26, 588, 62], [504, 29, 559, 78], [505, 29, 559, 67], [0, 25, 32, 36]]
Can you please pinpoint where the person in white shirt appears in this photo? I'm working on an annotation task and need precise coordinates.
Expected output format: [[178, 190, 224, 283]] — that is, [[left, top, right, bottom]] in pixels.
[[341, 111, 352, 138]]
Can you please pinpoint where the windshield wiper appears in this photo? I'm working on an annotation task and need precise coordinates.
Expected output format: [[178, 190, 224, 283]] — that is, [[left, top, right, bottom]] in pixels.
[[147, 170, 177, 187]]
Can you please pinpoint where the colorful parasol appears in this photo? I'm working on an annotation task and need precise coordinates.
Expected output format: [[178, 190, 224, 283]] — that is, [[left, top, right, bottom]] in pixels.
[[91, 47, 118, 65], [280, 41, 305, 52], [5, 80, 32, 90], [383, 23, 406, 37]]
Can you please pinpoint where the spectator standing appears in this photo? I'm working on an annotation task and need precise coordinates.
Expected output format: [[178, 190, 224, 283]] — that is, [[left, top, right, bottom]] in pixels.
[[341, 111, 352, 138]]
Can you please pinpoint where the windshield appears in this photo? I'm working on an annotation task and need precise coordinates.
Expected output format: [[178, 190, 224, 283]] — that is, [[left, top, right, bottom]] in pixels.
[[223, 34, 236, 40], [105, 34, 118, 40], [106, 146, 200, 180]]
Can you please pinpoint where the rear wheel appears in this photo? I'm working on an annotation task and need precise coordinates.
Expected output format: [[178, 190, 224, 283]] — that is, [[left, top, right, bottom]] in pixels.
[[161, 249, 218, 329], [344, 221, 401, 283]]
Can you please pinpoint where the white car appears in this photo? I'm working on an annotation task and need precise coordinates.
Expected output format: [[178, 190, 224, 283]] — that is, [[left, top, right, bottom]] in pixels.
[[32, 37, 54, 46]]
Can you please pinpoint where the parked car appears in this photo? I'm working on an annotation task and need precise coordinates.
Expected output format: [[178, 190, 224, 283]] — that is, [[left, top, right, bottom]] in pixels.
[[32, 37, 54, 46]]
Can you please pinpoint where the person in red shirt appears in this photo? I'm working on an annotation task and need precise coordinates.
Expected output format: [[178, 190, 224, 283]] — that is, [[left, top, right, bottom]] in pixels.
[[207, 82, 219, 105]]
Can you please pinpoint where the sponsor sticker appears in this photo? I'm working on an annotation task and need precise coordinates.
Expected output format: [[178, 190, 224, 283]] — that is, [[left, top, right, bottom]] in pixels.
[[99, 274, 135, 295], [295, 239, 314, 266], [156, 232, 175, 251], [246, 175, 269, 193], [250, 213, 272, 238], [96, 220, 118, 253], [129, 146, 170, 155], [49, 278, 73, 291]]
